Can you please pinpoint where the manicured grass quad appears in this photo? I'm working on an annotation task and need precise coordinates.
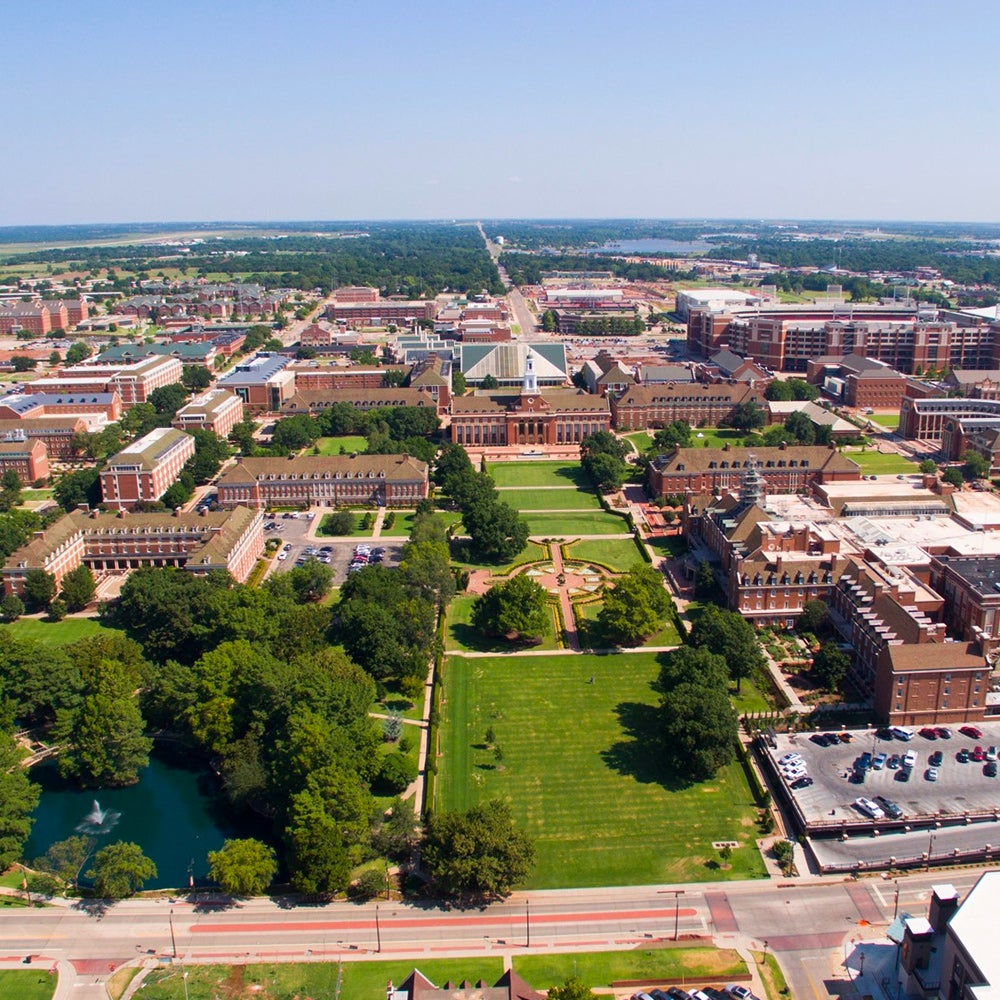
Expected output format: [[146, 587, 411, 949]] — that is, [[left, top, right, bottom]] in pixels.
[[566, 537, 648, 571], [487, 462, 592, 489], [1, 618, 121, 647], [451, 540, 549, 573], [445, 593, 561, 653], [435, 651, 765, 888], [575, 599, 681, 649], [378, 510, 461, 537], [313, 435, 369, 455], [497, 488, 603, 511], [522, 511, 629, 536]]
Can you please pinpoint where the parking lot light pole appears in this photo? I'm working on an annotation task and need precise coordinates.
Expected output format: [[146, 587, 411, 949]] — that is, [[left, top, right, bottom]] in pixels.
[[672, 890, 685, 941]]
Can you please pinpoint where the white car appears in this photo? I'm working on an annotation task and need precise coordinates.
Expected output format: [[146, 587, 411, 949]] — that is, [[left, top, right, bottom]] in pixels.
[[778, 752, 803, 766], [903, 750, 918, 769], [276, 551, 289, 561], [854, 797, 885, 819], [782, 767, 808, 781]]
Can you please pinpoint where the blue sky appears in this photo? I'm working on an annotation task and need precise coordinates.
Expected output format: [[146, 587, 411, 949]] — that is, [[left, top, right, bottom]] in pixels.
[[3, 0, 999, 225]]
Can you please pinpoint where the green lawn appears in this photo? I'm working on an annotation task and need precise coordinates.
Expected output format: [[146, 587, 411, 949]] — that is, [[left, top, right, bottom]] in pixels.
[[646, 535, 687, 559], [841, 448, 919, 474], [523, 511, 629, 536], [139, 958, 505, 1000], [313, 435, 368, 455], [514, 945, 746, 988], [498, 487, 602, 511], [452, 540, 548, 574], [435, 651, 766, 888], [21, 489, 54, 502], [1, 618, 120, 647], [624, 430, 654, 452], [0, 970, 54, 1000], [730, 676, 774, 715], [488, 462, 591, 489], [691, 427, 746, 449], [866, 413, 900, 429], [445, 593, 560, 653], [377, 510, 461, 538], [566, 537, 647, 571], [316, 512, 375, 537]]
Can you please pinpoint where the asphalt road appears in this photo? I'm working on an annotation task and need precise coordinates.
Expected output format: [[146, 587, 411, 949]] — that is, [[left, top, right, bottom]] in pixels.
[[0, 870, 988, 999]]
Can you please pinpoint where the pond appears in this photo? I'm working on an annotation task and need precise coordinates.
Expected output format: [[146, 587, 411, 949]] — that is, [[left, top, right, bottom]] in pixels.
[[592, 238, 713, 255], [25, 747, 268, 889]]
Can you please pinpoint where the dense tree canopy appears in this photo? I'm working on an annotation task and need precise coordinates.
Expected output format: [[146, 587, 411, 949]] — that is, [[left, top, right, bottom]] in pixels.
[[688, 604, 765, 693], [88, 841, 157, 898], [207, 838, 277, 897], [597, 565, 671, 646], [472, 574, 549, 643]]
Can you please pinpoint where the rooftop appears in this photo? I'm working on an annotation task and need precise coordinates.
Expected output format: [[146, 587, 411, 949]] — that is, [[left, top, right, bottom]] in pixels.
[[218, 353, 290, 386], [108, 427, 193, 469], [948, 871, 1000, 1000]]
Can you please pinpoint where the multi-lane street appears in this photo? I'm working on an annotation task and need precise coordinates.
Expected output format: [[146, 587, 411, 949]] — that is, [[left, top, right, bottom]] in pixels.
[[0, 869, 987, 998]]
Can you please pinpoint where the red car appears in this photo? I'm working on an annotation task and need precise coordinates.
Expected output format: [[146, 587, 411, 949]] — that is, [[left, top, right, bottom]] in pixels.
[[919, 727, 938, 740], [973, 746, 986, 762], [961, 725, 984, 739]]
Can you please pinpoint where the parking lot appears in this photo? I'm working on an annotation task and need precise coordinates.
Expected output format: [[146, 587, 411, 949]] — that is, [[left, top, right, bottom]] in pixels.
[[764, 723, 1000, 830], [264, 512, 402, 585]]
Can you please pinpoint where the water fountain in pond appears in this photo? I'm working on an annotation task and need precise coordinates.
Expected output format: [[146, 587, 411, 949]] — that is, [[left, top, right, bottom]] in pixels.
[[75, 799, 121, 835]]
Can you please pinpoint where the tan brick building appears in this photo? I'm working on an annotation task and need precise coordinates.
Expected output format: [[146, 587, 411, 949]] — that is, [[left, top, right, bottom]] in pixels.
[[100, 427, 196, 510], [172, 389, 244, 438], [609, 382, 765, 431]]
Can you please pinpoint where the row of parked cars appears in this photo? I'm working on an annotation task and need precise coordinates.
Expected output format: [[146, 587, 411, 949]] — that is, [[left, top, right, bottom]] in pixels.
[[348, 544, 384, 574], [854, 794, 904, 820], [777, 751, 813, 790], [633, 985, 757, 1000]]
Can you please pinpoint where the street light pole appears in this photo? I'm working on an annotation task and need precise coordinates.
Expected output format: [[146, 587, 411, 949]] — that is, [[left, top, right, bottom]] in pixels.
[[525, 899, 530, 948], [893, 881, 900, 919], [169, 908, 177, 959], [673, 890, 685, 941], [375, 905, 382, 954]]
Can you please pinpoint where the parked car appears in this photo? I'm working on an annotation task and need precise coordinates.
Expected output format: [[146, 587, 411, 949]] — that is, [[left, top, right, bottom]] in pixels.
[[854, 797, 885, 819], [666, 989, 692, 1000], [790, 776, 813, 789], [887, 754, 902, 770], [988, 746, 998, 762], [839, 732, 854, 743], [936, 727, 954, 739], [726, 987, 755, 1000], [929, 750, 944, 767], [872, 752, 888, 770], [925, 767, 939, 781], [858, 751, 873, 770], [277, 551, 289, 561], [957, 748, 971, 763], [778, 752, 803, 766], [919, 727, 938, 740], [961, 725, 984, 739], [895, 766, 911, 782], [903, 750, 918, 769], [973, 746, 986, 762], [986, 761, 999, 778], [875, 795, 904, 819], [891, 726, 915, 741]]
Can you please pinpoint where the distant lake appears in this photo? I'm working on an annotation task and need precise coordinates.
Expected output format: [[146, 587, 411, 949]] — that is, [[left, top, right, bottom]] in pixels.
[[593, 238, 712, 255]]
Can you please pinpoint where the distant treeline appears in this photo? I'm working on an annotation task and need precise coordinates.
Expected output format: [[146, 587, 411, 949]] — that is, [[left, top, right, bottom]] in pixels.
[[500, 252, 697, 286]]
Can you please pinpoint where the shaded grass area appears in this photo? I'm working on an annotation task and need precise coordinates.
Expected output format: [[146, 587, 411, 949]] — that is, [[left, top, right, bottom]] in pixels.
[[647, 535, 687, 559], [435, 651, 766, 888], [514, 946, 747, 988], [0, 970, 54, 1000], [488, 462, 591, 489], [730, 676, 774, 715], [840, 448, 919, 474], [316, 512, 375, 537], [0, 618, 120, 647], [139, 958, 505, 1000], [378, 510, 461, 537], [444, 593, 560, 653], [567, 537, 647, 571], [624, 430, 654, 451], [574, 600, 681, 649], [498, 487, 602, 511], [523, 511, 629, 536], [313, 435, 368, 455]]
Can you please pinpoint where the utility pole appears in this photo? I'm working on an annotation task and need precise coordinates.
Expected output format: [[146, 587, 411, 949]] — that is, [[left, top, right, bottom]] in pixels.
[[169, 908, 178, 959], [673, 890, 685, 941], [525, 899, 530, 948], [375, 905, 382, 954]]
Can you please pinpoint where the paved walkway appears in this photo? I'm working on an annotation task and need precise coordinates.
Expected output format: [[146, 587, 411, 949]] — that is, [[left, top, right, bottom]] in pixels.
[[546, 543, 579, 651], [371, 507, 387, 538]]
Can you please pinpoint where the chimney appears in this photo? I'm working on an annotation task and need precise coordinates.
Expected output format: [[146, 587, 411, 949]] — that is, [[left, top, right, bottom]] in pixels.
[[172, 506, 181, 517], [928, 883, 959, 932]]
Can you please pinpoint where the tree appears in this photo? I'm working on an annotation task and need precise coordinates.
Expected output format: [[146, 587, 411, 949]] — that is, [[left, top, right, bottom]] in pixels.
[[181, 364, 213, 391], [728, 401, 766, 433], [812, 642, 850, 691], [378, 751, 417, 794], [285, 793, 352, 897], [34, 834, 90, 889], [659, 678, 737, 780], [323, 510, 355, 535], [587, 452, 629, 493], [53, 468, 101, 511], [0, 592, 24, 622], [10, 356, 38, 372], [271, 414, 320, 452], [580, 430, 629, 461], [0, 729, 41, 870], [88, 841, 157, 898], [548, 979, 600, 1000], [65, 341, 92, 365], [452, 369, 467, 395], [463, 499, 528, 563], [597, 565, 671, 645], [56, 659, 152, 787], [48, 350, 61, 366], [286, 559, 334, 603], [23, 569, 56, 612], [694, 559, 716, 600], [0, 470, 21, 511], [918, 459, 938, 474], [399, 539, 455, 605], [60, 564, 96, 612], [422, 799, 535, 899], [207, 838, 277, 897], [148, 382, 189, 416], [480, 373, 499, 390], [765, 380, 794, 401], [942, 467, 964, 488], [783, 410, 816, 446], [798, 599, 830, 635], [688, 604, 765, 692], [471, 573, 549, 642], [652, 420, 693, 451], [788, 378, 819, 402], [963, 450, 991, 480]]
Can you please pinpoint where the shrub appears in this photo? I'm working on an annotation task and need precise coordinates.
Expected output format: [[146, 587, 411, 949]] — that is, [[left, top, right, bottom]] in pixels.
[[378, 752, 417, 794]]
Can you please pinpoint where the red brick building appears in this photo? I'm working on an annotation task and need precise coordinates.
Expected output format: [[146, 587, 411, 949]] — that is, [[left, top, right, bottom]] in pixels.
[[326, 300, 436, 328], [334, 286, 380, 303], [2, 506, 264, 593], [930, 556, 1000, 657], [649, 444, 860, 499], [217, 454, 429, 510], [609, 382, 765, 431], [807, 353, 908, 409], [0, 435, 49, 482], [25, 356, 183, 408], [100, 427, 196, 510], [0, 392, 122, 422], [291, 365, 408, 391], [280, 387, 438, 416], [0, 417, 87, 459], [0, 302, 52, 336]]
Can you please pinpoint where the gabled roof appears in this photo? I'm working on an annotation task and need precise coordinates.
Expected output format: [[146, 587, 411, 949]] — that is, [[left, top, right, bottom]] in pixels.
[[459, 342, 567, 382], [708, 348, 748, 375]]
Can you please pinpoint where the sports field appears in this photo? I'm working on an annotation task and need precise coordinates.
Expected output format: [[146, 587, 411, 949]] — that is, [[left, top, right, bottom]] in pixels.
[[435, 651, 765, 888]]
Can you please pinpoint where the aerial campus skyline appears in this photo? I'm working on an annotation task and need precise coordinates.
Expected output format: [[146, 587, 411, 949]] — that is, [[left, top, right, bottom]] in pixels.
[[5, 0, 1000, 226]]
